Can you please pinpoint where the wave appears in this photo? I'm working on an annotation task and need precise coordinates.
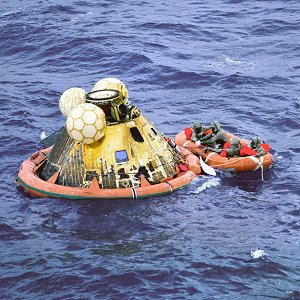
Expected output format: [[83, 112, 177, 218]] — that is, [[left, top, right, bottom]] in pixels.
[[188, 177, 221, 194]]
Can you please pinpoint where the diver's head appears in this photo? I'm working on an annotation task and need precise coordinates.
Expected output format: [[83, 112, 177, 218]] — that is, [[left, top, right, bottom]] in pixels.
[[193, 122, 202, 132], [211, 121, 221, 132], [230, 137, 241, 149], [251, 136, 261, 148]]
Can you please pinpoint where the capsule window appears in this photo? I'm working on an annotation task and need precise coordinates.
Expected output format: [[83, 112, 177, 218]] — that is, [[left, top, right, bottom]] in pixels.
[[130, 127, 144, 142], [150, 128, 158, 136], [115, 150, 129, 164]]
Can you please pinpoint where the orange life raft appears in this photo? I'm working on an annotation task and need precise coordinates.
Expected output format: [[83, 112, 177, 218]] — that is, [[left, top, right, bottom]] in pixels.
[[16, 145, 200, 200], [175, 130, 273, 173]]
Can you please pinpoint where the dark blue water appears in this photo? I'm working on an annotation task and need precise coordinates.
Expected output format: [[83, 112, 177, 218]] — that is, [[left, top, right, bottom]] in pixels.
[[1, 0, 299, 299]]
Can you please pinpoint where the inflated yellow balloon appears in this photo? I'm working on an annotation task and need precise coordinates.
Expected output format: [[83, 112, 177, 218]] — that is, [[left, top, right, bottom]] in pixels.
[[92, 78, 128, 102], [59, 87, 86, 117], [66, 103, 106, 144]]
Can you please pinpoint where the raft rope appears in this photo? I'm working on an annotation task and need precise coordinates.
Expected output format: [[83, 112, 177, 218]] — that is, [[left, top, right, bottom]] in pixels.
[[204, 152, 215, 163], [261, 157, 265, 181], [249, 155, 265, 181], [183, 141, 190, 148]]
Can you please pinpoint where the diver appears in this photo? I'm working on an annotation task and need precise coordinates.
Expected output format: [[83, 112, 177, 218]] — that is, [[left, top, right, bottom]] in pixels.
[[200, 121, 228, 148], [191, 122, 209, 146], [204, 137, 242, 157], [250, 136, 267, 157]]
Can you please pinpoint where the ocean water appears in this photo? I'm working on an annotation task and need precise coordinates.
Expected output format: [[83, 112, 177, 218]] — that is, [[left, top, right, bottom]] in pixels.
[[0, 0, 299, 299]]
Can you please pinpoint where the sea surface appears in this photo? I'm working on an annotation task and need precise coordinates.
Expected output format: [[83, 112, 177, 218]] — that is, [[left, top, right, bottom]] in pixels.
[[0, 0, 299, 299]]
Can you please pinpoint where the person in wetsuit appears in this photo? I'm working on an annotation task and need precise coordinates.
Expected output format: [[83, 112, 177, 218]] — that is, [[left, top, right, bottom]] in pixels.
[[200, 121, 228, 148], [191, 122, 208, 143], [250, 136, 266, 157], [204, 137, 242, 157]]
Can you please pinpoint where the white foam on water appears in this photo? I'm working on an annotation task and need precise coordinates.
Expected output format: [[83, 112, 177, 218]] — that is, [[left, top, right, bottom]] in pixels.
[[71, 11, 93, 22], [1, 10, 21, 17], [220, 56, 255, 70], [189, 177, 221, 194], [251, 249, 268, 259], [40, 131, 47, 140], [225, 57, 243, 65]]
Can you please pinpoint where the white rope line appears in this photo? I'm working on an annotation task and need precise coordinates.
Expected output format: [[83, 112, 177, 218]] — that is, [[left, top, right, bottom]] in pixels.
[[249, 156, 261, 171], [183, 141, 190, 147], [260, 156, 265, 181], [205, 152, 215, 163], [248, 156, 265, 180]]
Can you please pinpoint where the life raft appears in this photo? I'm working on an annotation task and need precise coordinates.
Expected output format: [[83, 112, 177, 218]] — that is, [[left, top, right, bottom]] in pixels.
[[175, 130, 273, 173], [16, 145, 200, 200]]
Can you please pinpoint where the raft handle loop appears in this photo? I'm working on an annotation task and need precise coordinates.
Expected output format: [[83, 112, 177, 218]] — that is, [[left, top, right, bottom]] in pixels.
[[260, 156, 265, 181]]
